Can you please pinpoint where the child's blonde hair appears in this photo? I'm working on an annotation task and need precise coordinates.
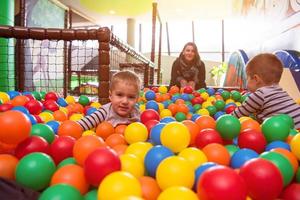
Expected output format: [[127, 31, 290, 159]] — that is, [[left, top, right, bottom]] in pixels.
[[246, 53, 283, 84], [110, 70, 141, 94]]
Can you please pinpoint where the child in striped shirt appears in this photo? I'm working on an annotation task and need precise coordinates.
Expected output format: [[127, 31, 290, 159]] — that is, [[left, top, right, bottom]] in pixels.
[[232, 53, 300, 129], [77, 70, 141, 130]]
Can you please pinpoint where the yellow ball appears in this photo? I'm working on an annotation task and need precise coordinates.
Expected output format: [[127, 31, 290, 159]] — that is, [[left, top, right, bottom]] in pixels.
[[125, 142, 153, 162], [82, 130, 96, 136], [200, 92, 209, 100], [120, 154, 145, 178], [202, 101, 213, 109], [158, 186, 198, 200], [225, 99, 235, 104], [239, 116, 252, 123], [118, 196, 144, 200], [39, 112, 54, 122], [290, 133, 300, 160], [178, 147, 208, 170], [69, 113, 84, 121], [124, 122, 148, 144], [158, 103, 164, 112], [235, 102, 241, 106], [0, 92, 10, 103], [207, 96, 216, 102], [160, 109, 172, 118], [197, 108, 210, 116], [139, 104, 146, 112], [158, 86, 168, 94], [160, 122, 190, 153], [90, 102, 101, 109], [65, 95, 76, 104], [98, 171, 142, 200], [156, 156, 195, 190], [59, 107, 69, 115]]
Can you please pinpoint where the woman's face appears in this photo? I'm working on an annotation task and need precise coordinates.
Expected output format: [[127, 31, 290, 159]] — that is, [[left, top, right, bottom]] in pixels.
[[183, 45, 196, 62]]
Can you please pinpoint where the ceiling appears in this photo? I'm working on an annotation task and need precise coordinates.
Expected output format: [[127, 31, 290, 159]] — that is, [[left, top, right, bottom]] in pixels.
[[57, 0, 235, 25]]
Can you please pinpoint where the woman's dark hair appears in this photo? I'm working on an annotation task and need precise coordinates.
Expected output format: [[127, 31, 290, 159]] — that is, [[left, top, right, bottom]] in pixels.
[[179, 42, 201, 64]]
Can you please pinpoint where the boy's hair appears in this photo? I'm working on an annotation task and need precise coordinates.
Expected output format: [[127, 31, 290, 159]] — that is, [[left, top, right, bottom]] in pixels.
[[246, 53, 283, 84], [110, 70, 141, 93]]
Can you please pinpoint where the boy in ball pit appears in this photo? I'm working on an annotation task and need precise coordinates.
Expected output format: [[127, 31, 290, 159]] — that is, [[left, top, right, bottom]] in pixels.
[[77, 70, 141, 130], [232, 53, 300, 129]]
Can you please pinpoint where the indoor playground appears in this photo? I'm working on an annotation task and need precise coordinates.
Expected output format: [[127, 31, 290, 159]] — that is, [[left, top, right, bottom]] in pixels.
[[0, 0, 300, 200]]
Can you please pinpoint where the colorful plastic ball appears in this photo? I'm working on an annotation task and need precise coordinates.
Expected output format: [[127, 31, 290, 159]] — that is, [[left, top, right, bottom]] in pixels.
[[39, 184, 83, 200], [277, 114, 294, 129], [139, 176, 161, 200], [11, 106, 29, 115], [0, 110, 31, 145], [213, 111, 226, 120], [160, 122, 190, 153], [51, 164, 89, 194], [124, 122, 148, 144], [202, 143, 230, 166], [156, 156, 195, 190], [194, 162, 217, 189], [125, 142, 153, 162], [158, 186, 198, 200], [150, 123, 165, 145], [178, 147, 207, 170], [24, 99, 43, 115], [183, 86, 194, 94], [78, 95, 90, 106], [0, 154, 19, 180], [261, 116, 290, 142], [158, 86, 168, 94], [95, 121, 115, 140], [46, 120, 60, 134], [160, 116, 176, 123], [159, 109, 172, 118], [145, 90, 156, 101], [6, 91, 19, 101], [53, 110, 68, 122], [58, 120, 83, 139], [84, 189, 97, 200], [43, 100, 59, 112], [271, 148, 299, 173], [120, 153, 144, 178], [16, 152, 56, 191], [65, 95, 76, 104], [206, 105, 217, 116], [56, 97, 67, 107], [206, 88, 215, 96], [260, 151, 294, 186], [240, 118, 261, 132], [39, 111, 54, 122], [30, 123, 55, 144], [84, 147, 121, 186], [237, 129, 267, 153], [225, 105, 236, 114], [57, 157, 76, 169], [0, 103, 13, 112], [175, 111, 186, 122], [216, 114, 241, 140], [105, 133, 127, 148], [195, 128, 223, 149], [86, 107, 97, 115], [140, 109, 160, 124], [221, 90, 231, 100], [146, 100, 159, 112], [225, 144, 240, 156], [195, 115, 216, 131], [49, 136, 76, 164], [281, 183, 300, 200], [231, 91, 241, 101], [230, 148, 259, 169], [11, 95, 30, 106], [191, 113, 201, 121], [265, 141, 290, 151], [98, 171, 142, 200], [15, 136, 49, 159], [45, 92, 59, 101], [239, 158, 283, 200], [290, 133, 300, 160], [214, 100, 225, 111], [144, 145, 174, 177], [197, 166, 247, 200]]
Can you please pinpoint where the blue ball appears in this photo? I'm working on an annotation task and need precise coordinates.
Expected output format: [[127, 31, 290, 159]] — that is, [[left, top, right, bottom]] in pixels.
[[206, 88, 216, 96], [162, 100, 171, 109], [217, 88, 224, 94], [160, 116, 176, 123], [146, 100, 159, 112], [57, 97, 68, 107], [86, 107, 97, 115], [191, 114, 201, 122], [265, 141, 291, 151], [46, 120, 60, 134], [12, 106, 30, 115], [181, 93, 190, 101], [22, 91, 32, 96], [145, 90, 156, 101], [7, 91, 21, 99], [214, 111, 225, 120], [230, 148, 259, 169], [187, 104, 195, 113], [25, 113, 37, 125], [171, 95, 181, 103], [150, 123, 166, 145], [144, 145, 174, 177], [194, 162, 217, 189]]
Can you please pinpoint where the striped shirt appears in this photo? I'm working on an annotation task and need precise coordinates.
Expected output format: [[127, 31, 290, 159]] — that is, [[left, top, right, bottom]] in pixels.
[[232, 85, 300, 129], [77, 102, 140, 130]]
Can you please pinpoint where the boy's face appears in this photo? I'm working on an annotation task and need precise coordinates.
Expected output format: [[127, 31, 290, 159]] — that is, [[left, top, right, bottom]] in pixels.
[[109, 81, 139, 117]]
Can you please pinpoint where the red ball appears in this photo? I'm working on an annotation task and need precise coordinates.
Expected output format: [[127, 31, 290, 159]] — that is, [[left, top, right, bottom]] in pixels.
[[24, 99, 43, 115], [33, 115, 44, 123], [239, 158, 283, 200], [0, 103, 13, 112], [14, 136, 49, 159], [43, 100, 59, 112], [45, 92, 59, 101], [151, 87, 159, 93], [238, 129, 267, 153], [50, 136, 76, 165], [197, 166, 247, 200], [195, 128, 223, 149], [84, 147, 121, 186], [225, 105, 236, 114], [140, 109, 160, 124], [183, 86, 194, 94], [24, 94, 35, 101], [144, 119, 159, 133], [281, 183, 300, 200], [191, 97, 204, 105], [192, 91, 200, 97]]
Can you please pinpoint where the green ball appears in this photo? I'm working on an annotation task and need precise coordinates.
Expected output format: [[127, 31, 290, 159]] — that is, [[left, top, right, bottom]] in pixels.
[[216, 114, 241, 140], [185, 101, 192, 106], [31, 91, 42, 101], [296, 167, 300, 183], [197, 88, 206, 94], [260, 151, 294, 186], [40, 91, 46, 100], [57, 157, 77, 169], [276, 114, 294, 129], [261, 116, 290, 142], [84, 189, 97, 200], [214, 100, 225, 111], [0, 99, 2, 105], [231, 91, 241, 101], [16, 153, 56, 191], [206, 105, 217, 116], [39, 184, 83, 200], [193, 104, 201, 111], [79, 95, 90, 106], [175, 112, 187, 122], [225, 145, 240, 157], [221, 91, 231, 100], [289, 129, 299, 136], [31, 124, 55, 143], [240, 94, 248, 103]]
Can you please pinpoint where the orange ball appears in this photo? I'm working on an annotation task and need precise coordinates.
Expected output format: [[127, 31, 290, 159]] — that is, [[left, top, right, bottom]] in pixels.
[[115, 124, 127, 135], [168, 104, 178, 116], [161, 93, 171, 101], [58, 120, 83, 139], [0, 154, 18, 180], [112, 144, 128, 156], [0, 141, 16, 154], [241, 119, 261, 132], [177, 104, 189, 114], [202, 143, 230, 166], [195, 115, 216, 131], [0, 110, 31, 145], [139, 176, 161, 200], [11, 95, 30, 106], [175, 99, 185, 105], [105, 133, 127, 148], [169, 86, 180, 95], [271, 148, 299, 173], [96, 121, 115, 140], [51, 164, 89, 194], [155, 94, 163, 103], [73, 103, 84, 113], [182, 120, 200, 146], [53, 110, 68, 121], [73, 135, 106, 166]]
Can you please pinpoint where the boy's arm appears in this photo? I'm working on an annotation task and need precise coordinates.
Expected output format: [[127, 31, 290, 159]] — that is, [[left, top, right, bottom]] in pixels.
[[232, 90, 264, 118], [77, 107, 107, 131]]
